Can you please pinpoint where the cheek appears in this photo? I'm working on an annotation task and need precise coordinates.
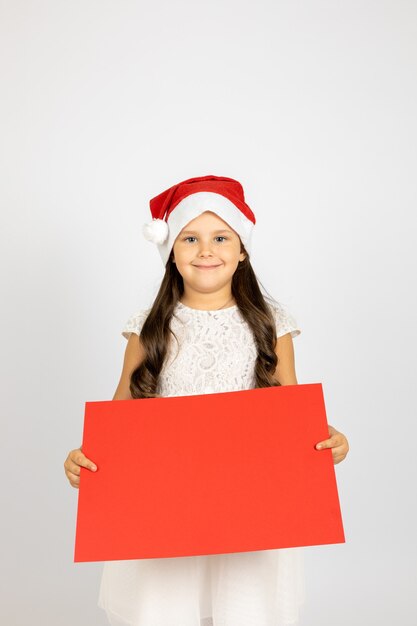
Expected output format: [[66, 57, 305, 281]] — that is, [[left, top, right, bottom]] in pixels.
[[226, 246, 242, 262], [174, 251, 194, 269]]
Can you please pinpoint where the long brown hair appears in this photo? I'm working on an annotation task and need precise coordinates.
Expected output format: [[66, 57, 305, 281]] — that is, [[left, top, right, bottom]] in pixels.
[[129, 245, 281, 399]]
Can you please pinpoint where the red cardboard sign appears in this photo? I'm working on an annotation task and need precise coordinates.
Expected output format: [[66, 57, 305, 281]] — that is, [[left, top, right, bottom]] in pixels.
[[74, 383, 345, 562]]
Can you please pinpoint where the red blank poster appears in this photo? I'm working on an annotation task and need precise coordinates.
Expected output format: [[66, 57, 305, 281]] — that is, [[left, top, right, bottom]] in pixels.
[[74, 383, 345, 562]]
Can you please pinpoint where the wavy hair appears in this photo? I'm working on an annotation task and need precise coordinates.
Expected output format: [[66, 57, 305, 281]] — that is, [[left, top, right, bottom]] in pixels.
[[129, 245, 281, 399]]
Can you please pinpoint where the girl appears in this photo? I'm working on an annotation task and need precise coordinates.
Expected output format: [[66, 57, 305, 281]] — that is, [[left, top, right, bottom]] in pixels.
[[64, 174, 349, 626]]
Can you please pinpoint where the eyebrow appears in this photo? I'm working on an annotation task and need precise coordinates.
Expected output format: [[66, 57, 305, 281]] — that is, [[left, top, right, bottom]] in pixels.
[[180, 229, 234, 235]]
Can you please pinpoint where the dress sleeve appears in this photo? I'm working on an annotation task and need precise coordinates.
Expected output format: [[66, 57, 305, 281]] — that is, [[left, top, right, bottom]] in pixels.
[[121, 309, 150, 340], [270, 301, 301, 339]]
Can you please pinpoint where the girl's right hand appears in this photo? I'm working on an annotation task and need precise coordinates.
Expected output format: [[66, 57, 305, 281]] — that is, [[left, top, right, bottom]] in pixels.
[[64, 447, 97, 489]]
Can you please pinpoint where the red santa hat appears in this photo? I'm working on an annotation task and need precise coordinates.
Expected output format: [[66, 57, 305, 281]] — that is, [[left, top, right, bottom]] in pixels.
[[143, 174, 256, 265]]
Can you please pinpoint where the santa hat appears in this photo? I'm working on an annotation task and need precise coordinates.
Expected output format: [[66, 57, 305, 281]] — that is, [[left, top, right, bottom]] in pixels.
[[142, 174, 256, 265]]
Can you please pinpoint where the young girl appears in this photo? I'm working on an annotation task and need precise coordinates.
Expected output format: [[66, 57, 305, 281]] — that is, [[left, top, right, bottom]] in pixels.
[[64, 174, 349, 626]]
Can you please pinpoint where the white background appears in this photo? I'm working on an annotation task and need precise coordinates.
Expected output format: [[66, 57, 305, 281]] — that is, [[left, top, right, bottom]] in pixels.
[[1, 1, 416, 624]]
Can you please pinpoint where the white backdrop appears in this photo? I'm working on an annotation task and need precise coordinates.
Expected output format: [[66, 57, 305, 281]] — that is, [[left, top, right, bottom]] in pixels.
[[1, 1, 416, 624]]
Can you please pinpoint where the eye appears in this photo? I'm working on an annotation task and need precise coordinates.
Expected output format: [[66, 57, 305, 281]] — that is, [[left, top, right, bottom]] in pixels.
[[182, 236, 228, 243]]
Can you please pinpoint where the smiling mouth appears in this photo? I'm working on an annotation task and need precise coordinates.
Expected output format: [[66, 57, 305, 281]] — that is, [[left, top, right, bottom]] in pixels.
[[193, 264, 222, 269]]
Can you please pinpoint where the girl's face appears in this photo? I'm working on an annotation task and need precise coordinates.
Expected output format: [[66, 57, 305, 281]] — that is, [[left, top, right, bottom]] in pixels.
[[172, 211, 246, 296]]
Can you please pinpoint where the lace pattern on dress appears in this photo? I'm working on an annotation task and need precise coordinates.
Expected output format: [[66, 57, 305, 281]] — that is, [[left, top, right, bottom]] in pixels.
[[121, 301, 301, 398], [122, 301, 300, 341]]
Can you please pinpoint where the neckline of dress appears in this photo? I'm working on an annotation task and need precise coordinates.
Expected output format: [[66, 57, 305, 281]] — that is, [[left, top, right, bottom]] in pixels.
[[176, 301, 238, 313]]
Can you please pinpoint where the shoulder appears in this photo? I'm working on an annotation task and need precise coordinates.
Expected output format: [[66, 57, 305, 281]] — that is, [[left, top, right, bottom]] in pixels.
[[121, 308, 151, 340], [266, 299, 301, 339]]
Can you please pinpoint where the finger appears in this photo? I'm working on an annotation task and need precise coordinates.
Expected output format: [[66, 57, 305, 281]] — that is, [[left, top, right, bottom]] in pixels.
[[333, 449, 347, 464], [64, 460, 80, 476], [316, 434, 342, 450], [331, 440, 348, 455], [65, 459, 87, 476], [315, 438, 333, 450], [70, 449, 97, 471], [66, 470, 80, 488], [327, 437, 348, 456]]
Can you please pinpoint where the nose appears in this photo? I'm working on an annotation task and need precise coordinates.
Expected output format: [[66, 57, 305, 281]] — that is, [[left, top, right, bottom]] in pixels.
[[197, 239, 215, 257]]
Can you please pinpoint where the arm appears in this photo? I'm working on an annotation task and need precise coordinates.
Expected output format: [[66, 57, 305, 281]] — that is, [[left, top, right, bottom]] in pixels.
[[112, 332, 146, 400], [273, 332, 298, 386], [273, 332, 349, 464], [64, 332, 146, 488]]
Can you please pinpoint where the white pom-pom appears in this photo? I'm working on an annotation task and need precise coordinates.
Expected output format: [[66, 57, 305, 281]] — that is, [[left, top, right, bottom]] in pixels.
[[142, 218, 169, 244]]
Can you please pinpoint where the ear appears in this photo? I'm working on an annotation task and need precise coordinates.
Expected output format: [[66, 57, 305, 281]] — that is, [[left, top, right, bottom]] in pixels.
[[239, 251, 246, 262]]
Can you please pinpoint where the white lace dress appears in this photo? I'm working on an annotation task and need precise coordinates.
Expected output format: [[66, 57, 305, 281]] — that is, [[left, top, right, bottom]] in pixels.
[[98, 300, 306, 626]]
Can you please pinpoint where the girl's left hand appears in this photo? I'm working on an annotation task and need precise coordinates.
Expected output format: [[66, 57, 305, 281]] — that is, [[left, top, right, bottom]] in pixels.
[[315, 424, 349, 464]]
